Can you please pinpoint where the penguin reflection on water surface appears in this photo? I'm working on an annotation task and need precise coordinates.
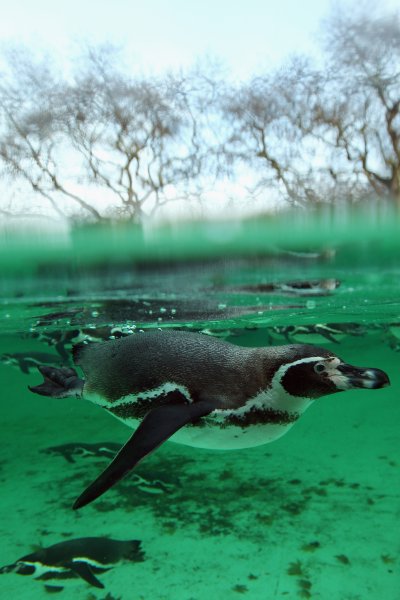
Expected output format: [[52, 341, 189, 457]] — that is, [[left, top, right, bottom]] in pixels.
[[29, 330, 390, 510]]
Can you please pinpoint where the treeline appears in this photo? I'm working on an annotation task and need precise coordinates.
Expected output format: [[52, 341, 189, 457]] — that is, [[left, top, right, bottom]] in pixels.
[[0, 6, 399, 223]]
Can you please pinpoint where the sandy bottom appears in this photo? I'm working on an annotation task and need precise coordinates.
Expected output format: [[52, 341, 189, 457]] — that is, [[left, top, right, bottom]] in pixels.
[[0, 335, 399, 600]]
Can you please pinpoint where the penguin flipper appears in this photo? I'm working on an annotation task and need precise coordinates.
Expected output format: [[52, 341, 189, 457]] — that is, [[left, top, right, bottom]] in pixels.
[[29, 366, 84, 398], [67, 561, 105, 589], [73, 400, 215, 510]]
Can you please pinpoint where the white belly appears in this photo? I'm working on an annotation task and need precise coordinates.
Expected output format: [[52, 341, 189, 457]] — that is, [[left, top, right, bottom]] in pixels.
[[105, 412, 295, 450], [171, 420, 295, 449], [85, 386, 310, 450]]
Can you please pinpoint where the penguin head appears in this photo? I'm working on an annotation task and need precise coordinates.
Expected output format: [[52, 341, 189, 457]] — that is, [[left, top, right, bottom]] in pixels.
[[0, 561, 36, 576], [1, 354, 15, 366], [276, 345, 390, 400]]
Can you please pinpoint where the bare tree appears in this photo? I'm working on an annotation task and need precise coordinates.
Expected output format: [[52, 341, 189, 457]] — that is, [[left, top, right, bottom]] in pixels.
[[218, 7, 400, 207], [0, 47, 103, 221], [309, 7, 400, 202], [218, 57, 360, 207], [0, 46, 210, 223], [218, 58, 319, 206]]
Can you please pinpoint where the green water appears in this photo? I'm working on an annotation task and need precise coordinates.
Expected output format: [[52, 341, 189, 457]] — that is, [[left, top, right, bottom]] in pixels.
[[1, 210, 399, 599]]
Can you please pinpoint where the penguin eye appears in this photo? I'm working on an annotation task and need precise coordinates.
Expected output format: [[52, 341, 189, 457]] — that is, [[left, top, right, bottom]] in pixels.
[[314, 363, 325, 374]]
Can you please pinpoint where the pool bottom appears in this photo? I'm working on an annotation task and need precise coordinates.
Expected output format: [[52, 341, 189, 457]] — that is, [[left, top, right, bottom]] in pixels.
[[0, 331, 398, 599]]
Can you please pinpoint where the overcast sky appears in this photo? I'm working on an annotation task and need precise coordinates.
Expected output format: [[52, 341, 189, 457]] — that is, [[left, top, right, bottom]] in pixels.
[[0, 0, 397, 78]]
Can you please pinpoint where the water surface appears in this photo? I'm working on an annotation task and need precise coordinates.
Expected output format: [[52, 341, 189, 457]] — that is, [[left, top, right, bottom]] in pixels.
[[1, 209, 399, 599]]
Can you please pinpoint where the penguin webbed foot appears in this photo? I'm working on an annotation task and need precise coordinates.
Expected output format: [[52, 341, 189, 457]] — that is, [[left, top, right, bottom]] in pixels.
[[29, 366, 84, 399]]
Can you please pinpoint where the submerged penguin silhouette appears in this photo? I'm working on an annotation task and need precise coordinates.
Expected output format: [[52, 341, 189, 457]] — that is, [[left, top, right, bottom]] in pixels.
[[29, 330, 390, 510], [41, 441, 122, 463], [0, 536, 144, 591]]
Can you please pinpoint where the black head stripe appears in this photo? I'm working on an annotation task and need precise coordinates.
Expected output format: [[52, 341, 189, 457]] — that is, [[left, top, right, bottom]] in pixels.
[[280, 358, 338, 399]]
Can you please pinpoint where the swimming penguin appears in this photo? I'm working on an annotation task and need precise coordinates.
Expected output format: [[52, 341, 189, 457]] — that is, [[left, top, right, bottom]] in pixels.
[[29, 330, 390, 510], [0, 536, 144, 591]]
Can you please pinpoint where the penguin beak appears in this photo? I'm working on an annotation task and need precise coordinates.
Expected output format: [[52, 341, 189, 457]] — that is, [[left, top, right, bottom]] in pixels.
[[336, 363, 390, 389], [0, 564, 11, 574], [0, 563, 19, 574]]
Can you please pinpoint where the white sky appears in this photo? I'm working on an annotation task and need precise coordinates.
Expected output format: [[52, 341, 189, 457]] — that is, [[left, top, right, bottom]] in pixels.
[[1, 0, 396, 79]]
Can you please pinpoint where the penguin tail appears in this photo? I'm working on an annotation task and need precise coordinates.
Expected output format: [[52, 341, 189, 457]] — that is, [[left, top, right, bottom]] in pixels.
[[125, 540, 145, 562], [29, 366, 84, 398]]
